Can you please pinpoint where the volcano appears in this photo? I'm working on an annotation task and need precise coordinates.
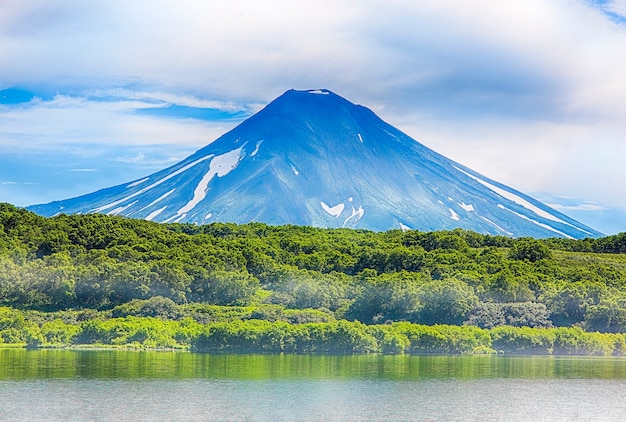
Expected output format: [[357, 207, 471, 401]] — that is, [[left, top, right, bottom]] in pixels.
[[28, 89, 602, 239]]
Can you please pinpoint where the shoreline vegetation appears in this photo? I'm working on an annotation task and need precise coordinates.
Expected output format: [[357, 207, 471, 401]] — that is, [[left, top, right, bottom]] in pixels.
[[1, 309, 625, 355], [1, 203, 625, 355]]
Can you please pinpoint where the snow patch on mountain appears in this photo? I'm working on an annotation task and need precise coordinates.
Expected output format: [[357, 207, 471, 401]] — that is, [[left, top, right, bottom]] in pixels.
[[455, 166, 593, 236], [146, 206, 167, 221], [177, 147, 244, 215], [164, 213, 187, 224], [498, 204, 572, 239], [127, 178, 149, 188], [139, 189, 176, 212], [108, 201, 138, 216], [343, 205, 364, 226], [456, 167, 562, 222], [308, 89, 329, 95], [399, 223, 412, 232], [92, 155, 214, 213], [251, 140, 263, 157], [459, 202, 474, 212], [481, 216, 513, 236], [321, 201, 345, 217]]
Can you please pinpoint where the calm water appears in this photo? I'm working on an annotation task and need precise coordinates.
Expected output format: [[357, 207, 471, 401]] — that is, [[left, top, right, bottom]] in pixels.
[[1, 349, 625, 421]]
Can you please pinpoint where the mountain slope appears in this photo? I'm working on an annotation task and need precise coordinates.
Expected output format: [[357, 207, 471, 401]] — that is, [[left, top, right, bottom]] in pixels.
[[28, 89, 602, 239]]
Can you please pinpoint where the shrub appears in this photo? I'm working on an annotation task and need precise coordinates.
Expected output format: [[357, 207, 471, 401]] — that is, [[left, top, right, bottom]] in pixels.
[[490, 326, 555, 354]]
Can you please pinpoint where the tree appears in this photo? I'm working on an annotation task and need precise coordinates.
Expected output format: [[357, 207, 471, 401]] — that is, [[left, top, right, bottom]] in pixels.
[[509, 238, 552, 262], [345, 272, 424, 323], [418, 278, 479, 325], [464, 302, 552, 329], [585, 297, 626, 333], [190, 271, 259, 305]]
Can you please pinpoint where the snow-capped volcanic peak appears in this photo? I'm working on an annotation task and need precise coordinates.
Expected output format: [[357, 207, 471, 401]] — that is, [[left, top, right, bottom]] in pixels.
[[28, 89, 603, 239]]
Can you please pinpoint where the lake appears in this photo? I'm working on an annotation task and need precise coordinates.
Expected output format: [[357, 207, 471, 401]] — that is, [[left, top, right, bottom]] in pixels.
[[1, 349, 625, 421]]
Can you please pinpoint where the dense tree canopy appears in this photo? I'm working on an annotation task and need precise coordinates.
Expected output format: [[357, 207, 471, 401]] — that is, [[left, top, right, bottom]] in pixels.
[[1, 203, 625, 338]]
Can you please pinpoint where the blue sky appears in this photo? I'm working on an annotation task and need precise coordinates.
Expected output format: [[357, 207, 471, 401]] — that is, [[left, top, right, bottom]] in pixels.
[[1, 0, 626, 234]]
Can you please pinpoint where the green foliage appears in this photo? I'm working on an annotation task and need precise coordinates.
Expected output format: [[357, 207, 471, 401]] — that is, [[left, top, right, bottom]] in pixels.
[[551, 327, 615, 356], [490, 326, 556, 354], [541, 281, 607, 327], [592, 233, 626, 254], [345, 272, 425, 323], [509, 238, 552, 262], [73, 316, 193, 348], [111, 296, 180, 319], [464, 302, 553, 329], [190, 270, 259, 305], [41, 319, 81, 345], [0, 204, 625, 336], [584, 296, 626, 333], [394, 322, 491, 354], [490, 325, 624, 356], [366, 325, 410, 354], [264, 269, 348, 310], [417, 278, 479, 325], [1, 304, 624, 355], [192, 320, 379, 354], [0, 306, 44, 346]]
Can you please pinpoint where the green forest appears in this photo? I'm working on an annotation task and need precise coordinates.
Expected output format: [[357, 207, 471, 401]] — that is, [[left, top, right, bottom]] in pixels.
[[1, 203, 625, 355]]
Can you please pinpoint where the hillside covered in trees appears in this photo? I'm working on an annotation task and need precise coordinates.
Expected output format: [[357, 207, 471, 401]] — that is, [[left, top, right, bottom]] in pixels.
[[1, 203, 625, 354]]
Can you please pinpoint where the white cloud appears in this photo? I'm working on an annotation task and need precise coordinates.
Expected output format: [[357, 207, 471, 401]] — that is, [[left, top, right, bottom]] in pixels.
[[86, 88, 256, 112], [609, 0, 626, 15], [0, 94, 240, 151], [590, 0, 626, 19], [3, 1, 626, 117]]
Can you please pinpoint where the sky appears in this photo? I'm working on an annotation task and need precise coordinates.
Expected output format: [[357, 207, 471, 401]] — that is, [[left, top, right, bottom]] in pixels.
[[1, 0, 626, 234]]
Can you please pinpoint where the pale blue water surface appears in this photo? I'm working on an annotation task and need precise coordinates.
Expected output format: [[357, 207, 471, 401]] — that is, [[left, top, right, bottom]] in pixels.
[[1, 349, 624, 421]]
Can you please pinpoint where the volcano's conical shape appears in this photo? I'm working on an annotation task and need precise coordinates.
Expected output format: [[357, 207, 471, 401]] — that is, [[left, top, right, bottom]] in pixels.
[[28, 89, 602, 238]]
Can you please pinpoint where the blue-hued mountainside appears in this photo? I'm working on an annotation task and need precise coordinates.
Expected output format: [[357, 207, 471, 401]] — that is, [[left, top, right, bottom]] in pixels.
[[28, 89, 602, 239]]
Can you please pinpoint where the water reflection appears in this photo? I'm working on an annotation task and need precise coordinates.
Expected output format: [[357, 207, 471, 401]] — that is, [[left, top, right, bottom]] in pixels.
[[1, 349, 625, 380]]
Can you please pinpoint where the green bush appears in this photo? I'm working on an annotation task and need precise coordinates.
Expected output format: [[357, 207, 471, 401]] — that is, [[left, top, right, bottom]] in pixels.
[[41, 319, 81, 345], [490, 326, 555, 354], [552, 327, 614, 356], [394, 322, 490, 354]]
